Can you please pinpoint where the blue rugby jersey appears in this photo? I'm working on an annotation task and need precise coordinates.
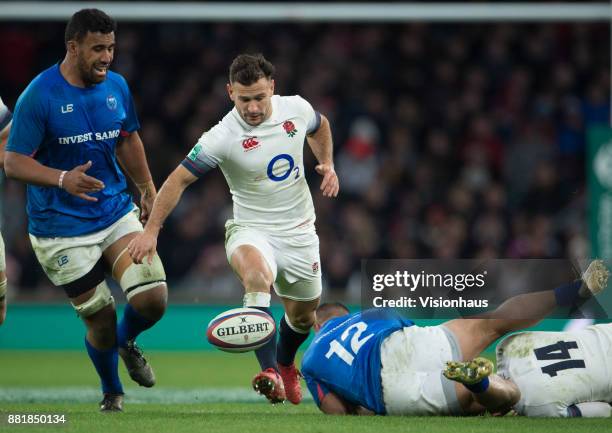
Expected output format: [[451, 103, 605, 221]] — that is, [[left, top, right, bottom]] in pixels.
[[301, 309, 414, 414], [7, 64, 139, 236]]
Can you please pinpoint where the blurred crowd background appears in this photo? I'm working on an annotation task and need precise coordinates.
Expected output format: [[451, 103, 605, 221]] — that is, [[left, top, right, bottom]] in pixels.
[[0, 20, 609, 303]]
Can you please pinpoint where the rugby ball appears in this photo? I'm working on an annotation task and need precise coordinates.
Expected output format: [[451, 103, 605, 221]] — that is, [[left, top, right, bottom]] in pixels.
[[206, 307, 276, 353]]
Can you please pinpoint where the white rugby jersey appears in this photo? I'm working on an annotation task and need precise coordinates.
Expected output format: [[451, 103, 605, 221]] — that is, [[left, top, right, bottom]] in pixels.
[[0, 97, 12, 131], [182, 95, 321, 232], [496, 325, 612, 417]]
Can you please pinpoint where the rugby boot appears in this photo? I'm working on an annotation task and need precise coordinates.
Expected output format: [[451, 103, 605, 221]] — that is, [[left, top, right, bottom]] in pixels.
[[119, 339, 156, 387], [278, 363, 303, 404], [443, 357, 493, 385], [99, 393, 123, 412], [252, 368, 286, 404]]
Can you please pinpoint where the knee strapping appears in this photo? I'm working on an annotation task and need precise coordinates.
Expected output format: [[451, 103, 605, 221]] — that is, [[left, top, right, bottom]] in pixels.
[[243, 292, 271, 308], [72, 281, 114, 318], [116, 251, 166, 301], [0, 232, 5, 273]]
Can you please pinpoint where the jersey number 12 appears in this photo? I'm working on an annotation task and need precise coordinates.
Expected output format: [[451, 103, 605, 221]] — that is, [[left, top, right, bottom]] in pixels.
[[325, 322, 374, 366]]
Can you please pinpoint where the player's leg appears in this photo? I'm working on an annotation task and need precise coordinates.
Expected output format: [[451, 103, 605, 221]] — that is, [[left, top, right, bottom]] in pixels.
[[225, 222, 280, 381], [445, 259, 609, 362], [69, 274, 124, 411], [230, 244, 286, 401], [0, 232, 7, 325], [104, 231, 167, 388], [277, 294, 320, 404], [444, 358, 519, 415], [29, 233, 124, 411], [273, 228, 322, 404]]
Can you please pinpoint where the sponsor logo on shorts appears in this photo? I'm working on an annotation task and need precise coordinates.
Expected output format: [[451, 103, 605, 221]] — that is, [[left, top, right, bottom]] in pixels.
[[57, 255, 69, 267], [312, 261, 319, 273], [242, 137, 260, 152]]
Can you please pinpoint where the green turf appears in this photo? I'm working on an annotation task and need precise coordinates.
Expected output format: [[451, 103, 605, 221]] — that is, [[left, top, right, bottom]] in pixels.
[[0, 351, 263, 388], [0, 404, 609, 433], [0, 351, 609, 433]]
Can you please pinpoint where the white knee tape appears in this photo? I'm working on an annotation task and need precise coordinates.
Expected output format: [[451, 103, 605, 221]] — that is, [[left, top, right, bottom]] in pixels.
[[72, 281, 114, 318], [243, 292, 271, 308], [0, 232, 5, 273], [0, 279, 7, 300], [119, 253, 166, 301]]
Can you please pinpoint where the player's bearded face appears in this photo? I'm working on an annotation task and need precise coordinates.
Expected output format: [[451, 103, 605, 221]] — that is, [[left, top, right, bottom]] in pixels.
[[228, 78, 274, 126], [75, 32, 115, 85]]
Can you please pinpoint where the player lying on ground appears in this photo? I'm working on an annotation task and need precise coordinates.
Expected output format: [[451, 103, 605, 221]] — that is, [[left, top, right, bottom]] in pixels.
[[5, 9, 168, 411], [481, 322, 611, 417], [127, 53, 339, 405], [301, 260, 609, 416]]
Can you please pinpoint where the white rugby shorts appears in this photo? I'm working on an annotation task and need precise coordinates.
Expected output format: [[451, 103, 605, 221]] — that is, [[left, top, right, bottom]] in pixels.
[[381, 325, 463, 415], [29, 207, 142, 286], [224, 219, 322, 301]]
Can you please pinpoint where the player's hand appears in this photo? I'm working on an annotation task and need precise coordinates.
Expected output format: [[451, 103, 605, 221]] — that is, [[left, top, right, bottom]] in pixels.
[[315, 163, 339, 198], [137, 181, 157, 225], [127, 231, 158, 265], [0, 298, 6, 326], [62, 161, 105, 202]]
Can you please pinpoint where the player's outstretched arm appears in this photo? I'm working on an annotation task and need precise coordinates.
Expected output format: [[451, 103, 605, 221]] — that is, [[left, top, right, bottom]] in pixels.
[[127, 165, 198, 264], [116, 131, 157, 224], [307, 115, 339, 198], [4, 152, 105, 202]]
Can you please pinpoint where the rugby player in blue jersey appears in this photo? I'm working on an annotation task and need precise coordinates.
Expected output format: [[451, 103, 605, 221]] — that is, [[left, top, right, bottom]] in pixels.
[[0, 97, 12, 325], [302, 261, 609, 416], [5, 9, 167, 412]]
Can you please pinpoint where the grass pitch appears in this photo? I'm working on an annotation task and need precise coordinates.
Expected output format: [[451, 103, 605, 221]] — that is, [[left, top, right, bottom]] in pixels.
[[0, 351, 609, 433]]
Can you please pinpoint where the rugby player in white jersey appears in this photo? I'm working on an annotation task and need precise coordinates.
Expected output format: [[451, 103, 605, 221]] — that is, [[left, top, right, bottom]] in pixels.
[[127, 53, 339, 404], [0, 96, 12, 325], [491, 323, 612, 417]]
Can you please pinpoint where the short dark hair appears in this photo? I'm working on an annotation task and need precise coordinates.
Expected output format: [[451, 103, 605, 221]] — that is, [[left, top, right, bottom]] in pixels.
[[316, 302, 350, 325], [229, 53, 275, 85], [64, 8, 116, 44]]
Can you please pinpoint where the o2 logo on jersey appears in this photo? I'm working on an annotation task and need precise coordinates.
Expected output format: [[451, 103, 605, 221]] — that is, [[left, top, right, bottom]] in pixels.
[[267, 153, 300, 182], [106, 94, 118, 111]]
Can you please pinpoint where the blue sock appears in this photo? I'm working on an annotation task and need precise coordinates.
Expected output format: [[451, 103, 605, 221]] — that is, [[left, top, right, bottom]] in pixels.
[[464, 377, 489, 394], [277, 315, 309, 366], [554, 280, 583, 307], [251, 306, 278, 372], [117, 304, 157, 348], [84, 338, 123, 395]]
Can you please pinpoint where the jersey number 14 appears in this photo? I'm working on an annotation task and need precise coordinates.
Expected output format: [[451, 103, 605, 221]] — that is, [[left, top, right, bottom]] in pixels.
[[534, 340, 586, 377], [325, 322, 374, 366]]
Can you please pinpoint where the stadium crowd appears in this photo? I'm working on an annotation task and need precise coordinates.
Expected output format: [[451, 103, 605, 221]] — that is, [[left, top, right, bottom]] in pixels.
[[0, 21, 609, 302]]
